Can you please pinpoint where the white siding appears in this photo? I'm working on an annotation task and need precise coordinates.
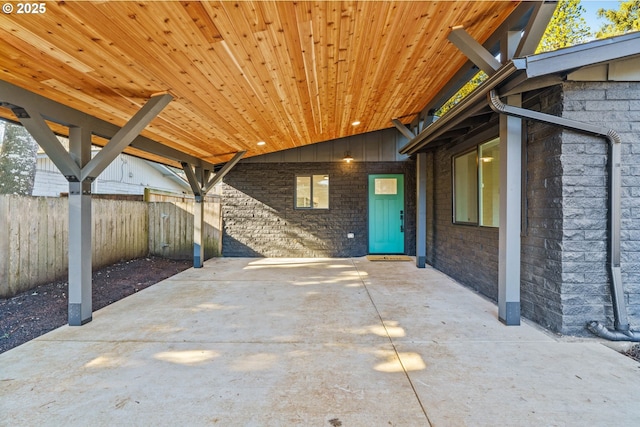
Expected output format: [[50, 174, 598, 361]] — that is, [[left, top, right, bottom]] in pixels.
[[33, 152, 189, 197]]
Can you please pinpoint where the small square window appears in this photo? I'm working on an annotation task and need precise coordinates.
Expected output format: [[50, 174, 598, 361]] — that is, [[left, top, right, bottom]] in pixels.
[[295, 174, 329, 209], [374, 178, 397, 195]]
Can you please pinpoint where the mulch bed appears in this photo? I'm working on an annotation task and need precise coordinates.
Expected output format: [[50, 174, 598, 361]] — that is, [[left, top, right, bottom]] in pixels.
[[623, 344, 640, 362], [0, 256, 192, 354]]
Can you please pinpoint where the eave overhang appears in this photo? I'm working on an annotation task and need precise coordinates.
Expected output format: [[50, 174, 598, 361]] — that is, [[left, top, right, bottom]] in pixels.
[[400, 32, 640, 156], [399, 59, 526, 155]]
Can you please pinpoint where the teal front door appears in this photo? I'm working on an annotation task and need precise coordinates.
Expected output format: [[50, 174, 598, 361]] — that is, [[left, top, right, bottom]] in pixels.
[[369, 174, 405, 254]]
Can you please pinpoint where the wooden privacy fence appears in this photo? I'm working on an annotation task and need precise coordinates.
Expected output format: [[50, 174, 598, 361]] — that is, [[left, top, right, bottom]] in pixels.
[[147, 193, 222, 260], [0, 192, 222, 298]]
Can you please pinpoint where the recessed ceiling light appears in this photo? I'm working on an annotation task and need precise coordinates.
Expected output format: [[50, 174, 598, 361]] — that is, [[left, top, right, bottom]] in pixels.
[[257, 141, 266, 146], [351, 121, 361, 126]]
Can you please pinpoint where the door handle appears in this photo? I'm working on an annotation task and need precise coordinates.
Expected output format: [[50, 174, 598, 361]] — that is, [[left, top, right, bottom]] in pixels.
[[400, 210, 404, 233]]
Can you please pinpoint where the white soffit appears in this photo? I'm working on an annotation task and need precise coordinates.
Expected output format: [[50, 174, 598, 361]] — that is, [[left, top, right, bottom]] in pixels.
[[609, 56, 640, 81], [567, 55, 640, 82], [567, 64, 609, 81]]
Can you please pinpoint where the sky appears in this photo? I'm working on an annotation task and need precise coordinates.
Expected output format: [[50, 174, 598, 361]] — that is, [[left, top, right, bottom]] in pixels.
[[581, 1, 622, 33]]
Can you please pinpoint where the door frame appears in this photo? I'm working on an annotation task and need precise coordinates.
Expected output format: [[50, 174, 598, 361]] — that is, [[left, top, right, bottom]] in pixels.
[[368, 173, 405, 254]]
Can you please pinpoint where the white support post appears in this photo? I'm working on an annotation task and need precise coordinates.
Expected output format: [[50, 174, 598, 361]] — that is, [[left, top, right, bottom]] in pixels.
[[67, 127, 93, 326], [416, 152, 427, 268], [498, 94, 522, 325]]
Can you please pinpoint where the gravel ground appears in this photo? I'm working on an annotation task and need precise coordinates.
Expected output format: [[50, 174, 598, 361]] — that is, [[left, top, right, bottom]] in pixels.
[[0, 256, 192, 354]]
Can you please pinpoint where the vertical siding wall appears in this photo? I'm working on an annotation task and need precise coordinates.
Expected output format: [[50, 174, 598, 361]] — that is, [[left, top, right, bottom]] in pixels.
[[0, 193, 222, 298], [33, 152, 190, 197], [222, 161, 415, 257]]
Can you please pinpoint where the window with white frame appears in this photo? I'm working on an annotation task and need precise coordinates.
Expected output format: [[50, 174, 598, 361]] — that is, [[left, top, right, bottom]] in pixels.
[[295, 174, 329, 209], [453, 138, 500, 227]]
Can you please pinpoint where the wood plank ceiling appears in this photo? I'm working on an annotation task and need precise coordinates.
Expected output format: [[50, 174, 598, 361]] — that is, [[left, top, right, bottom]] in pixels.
[[0, 1, 520, 165]]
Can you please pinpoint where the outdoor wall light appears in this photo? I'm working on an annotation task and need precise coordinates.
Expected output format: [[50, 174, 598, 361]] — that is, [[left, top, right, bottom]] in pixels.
[[343, 151, 354, 163]]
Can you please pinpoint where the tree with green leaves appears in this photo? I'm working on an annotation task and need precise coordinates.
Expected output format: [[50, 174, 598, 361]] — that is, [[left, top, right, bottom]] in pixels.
[[0, 122, 39, 195], [438, 0, 591, 115], [436, 71, 488, 117], [536, 0, 591, 53], [596, 0, 640, 38]]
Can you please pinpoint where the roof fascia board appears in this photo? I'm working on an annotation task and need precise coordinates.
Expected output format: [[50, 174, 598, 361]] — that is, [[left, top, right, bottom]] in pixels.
[[525, 32, 640, 78], [0, 80, 215, 170], [400, 60, 526, 155], [402, 33, 640, 156], [500, 74, 564, 97]]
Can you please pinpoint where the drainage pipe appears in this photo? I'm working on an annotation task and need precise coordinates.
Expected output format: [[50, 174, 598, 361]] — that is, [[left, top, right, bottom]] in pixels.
[[487, 90, 639, 342]]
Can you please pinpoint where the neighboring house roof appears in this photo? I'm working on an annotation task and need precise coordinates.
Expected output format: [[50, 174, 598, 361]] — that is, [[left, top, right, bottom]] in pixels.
[[400, 32, 640, 155]]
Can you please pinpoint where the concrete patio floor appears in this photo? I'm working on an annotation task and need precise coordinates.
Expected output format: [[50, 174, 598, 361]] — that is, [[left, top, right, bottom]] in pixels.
[[1, 257, 639, 426]]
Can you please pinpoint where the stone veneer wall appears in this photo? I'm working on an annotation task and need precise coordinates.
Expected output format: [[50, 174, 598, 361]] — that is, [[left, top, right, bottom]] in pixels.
[[424, 80, 640, 336], [556, 81, 640, 334], [222, 161, 415, 257], [520, 86, 566, 332]]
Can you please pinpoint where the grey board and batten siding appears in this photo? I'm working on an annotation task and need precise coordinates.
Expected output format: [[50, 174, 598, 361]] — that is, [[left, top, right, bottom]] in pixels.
[[222, 128, 416, 258], [241, 128, 410, 164]]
